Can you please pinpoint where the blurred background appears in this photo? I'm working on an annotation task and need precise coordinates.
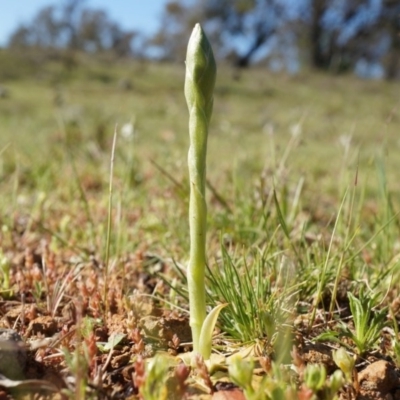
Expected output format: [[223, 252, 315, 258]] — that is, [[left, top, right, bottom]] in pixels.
[[0, 0, 399, 205], [0, 0, 399, 260], [0, 0, 399, 80]]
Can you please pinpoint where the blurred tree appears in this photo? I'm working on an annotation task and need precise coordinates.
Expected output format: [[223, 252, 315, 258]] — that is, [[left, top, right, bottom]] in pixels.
[[7, 0, 399, 78], [7, 0, 137, 57], [203, 0, 307, 68], [310, 0, 329, 68], [382, 0, 400, 80], [61, 0, 84, 50], [152, 0, 399, 79], [8, 25, 33, 49], [311, 0, 400, 78], [149, 1, 200, 61], [152, 0, 308, 68], [9, 5, 63, 48], [312, 0, 385, 75]]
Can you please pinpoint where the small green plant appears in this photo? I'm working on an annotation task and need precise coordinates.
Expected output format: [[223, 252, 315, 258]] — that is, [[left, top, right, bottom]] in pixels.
[[303, 363, 327, 392], [302, 363, 344, 399], [332, 347, 355, 382], [0, 250, 12, 297], [229, 356, 298, 400], [392, 336, 400, 368], [135, 354, 170, 400], [388, 308, 400, 368], [344, 289, 387, 354], [229, 355, 344, 400], [62, 346, 90, 400], [96, 332, 126, 352], [206, 245, 293, 343], [229, 355, 262, 399], [185, 23, 225, 359], [46, 264, 83, 318], [32, 281, 44, 305], [318, 287, 387, 354]]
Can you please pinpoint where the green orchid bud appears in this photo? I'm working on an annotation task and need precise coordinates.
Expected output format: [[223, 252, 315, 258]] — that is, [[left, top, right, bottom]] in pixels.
[[0, 251, 10, 290], [141, 355, 169, 400], [228, 355, 254, 391], [328, 370, 345, 393], [185, 23, 216, 126], [332, 347, 355, 381], [304, 363, 326, 391]]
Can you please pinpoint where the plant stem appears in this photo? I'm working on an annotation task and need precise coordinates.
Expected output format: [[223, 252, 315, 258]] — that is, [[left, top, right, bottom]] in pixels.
[[104, 125, 118, 317], [185, 23, 216, 355]]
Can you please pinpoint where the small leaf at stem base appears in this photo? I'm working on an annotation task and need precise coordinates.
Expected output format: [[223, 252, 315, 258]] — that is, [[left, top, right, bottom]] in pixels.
[[198, 304, 228, 360]]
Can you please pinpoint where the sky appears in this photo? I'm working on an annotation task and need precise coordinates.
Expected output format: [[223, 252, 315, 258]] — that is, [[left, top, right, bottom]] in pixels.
[[0, 0, 169, 47]]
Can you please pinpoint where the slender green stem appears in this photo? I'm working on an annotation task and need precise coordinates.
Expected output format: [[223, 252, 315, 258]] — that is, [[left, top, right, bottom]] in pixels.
[[104, 125, 118, 316], [184, 23, 216, 355]]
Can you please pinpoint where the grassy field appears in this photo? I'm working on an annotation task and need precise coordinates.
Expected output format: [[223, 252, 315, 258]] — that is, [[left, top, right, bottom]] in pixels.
[[0, 51, 400, 399]]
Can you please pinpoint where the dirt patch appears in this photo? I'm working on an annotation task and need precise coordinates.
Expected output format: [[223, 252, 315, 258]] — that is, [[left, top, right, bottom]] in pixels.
[[357, 360, 400, 400]]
